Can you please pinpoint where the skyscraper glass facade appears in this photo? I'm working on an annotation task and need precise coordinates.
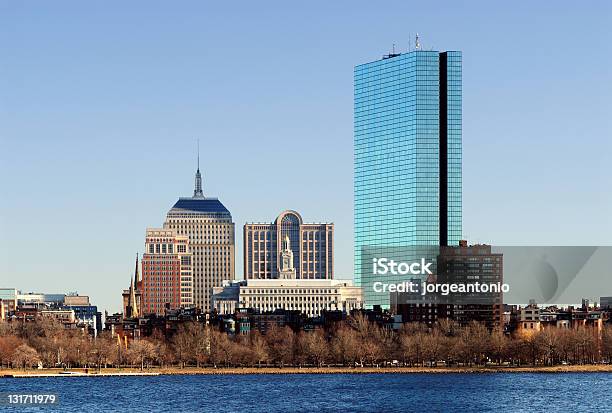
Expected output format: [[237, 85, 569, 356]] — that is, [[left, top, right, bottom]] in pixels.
[[442, 52, 463, 245], [354, 50, 462, 308]]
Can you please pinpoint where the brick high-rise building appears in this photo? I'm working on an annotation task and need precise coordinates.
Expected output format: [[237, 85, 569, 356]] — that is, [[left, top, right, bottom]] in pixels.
[[392, 242, 503, 331], [437, 242, 504, 331], [141, 228, 193, 315]]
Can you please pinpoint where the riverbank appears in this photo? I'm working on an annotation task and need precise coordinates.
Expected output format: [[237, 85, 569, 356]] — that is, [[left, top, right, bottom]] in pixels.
[[3, 365, 612, 377]]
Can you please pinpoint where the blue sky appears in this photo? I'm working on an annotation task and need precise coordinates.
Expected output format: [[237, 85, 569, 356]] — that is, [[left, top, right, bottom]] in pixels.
[[1, 1, 610, 313]]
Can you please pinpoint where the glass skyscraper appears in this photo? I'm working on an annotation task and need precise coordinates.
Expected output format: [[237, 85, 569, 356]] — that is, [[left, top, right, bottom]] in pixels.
[[354, 49, 462, 308]]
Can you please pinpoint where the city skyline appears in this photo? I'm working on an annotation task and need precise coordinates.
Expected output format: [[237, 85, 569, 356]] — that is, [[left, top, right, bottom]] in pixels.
[[1, 2, 611, 314]]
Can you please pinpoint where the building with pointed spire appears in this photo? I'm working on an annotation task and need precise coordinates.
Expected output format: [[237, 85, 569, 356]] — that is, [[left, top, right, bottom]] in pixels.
[[163, 154, 235, 312], [128, 278, 139, 318], [122, 254, 142, 319], [194, 141, 204, 198]]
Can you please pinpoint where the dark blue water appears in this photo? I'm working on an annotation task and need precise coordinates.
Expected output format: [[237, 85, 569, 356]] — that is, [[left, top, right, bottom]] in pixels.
[[1, 373, 610, 412]]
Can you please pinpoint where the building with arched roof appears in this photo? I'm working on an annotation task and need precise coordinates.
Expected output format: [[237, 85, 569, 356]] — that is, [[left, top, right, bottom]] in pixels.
[[244, 210, 333, 280]]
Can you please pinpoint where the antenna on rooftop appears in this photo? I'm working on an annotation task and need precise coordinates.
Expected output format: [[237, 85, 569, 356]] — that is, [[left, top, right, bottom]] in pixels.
[[415, 33, 421, 50], [383, 42, 401, 59]]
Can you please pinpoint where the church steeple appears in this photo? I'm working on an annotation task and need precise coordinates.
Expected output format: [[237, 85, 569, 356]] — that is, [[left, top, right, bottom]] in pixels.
[[126, 253, 140, 319], [128, 277, 139, 318], [134, 253, 140, 288], [193, 139, 204, 198]]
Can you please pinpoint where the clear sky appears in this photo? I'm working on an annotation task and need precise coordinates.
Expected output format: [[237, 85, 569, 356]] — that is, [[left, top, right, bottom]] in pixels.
[[1, 1, 610, 313]]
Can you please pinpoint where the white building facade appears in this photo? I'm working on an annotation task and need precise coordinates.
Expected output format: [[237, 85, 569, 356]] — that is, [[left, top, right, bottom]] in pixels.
[[212, 279, 363, 318]]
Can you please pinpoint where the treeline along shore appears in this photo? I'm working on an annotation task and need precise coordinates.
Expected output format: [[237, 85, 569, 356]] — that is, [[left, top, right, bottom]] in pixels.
[[3, 365, 612, 377], [1, 316, 612, 372]]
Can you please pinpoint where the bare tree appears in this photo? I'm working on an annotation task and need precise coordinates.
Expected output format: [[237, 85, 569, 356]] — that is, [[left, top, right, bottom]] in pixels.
[[300, 329, 329, 367], [489, 330, 509, 365], [209, 328, 233, 367], [435, 318, 460, 337], [422, 329, 444, 366], [351, 313, 375, 343], [399, 324, 427, 366], [556, 328, 573, 364], [574, 326, 597, 364], [331, 326, 358, 366], [0, 336, 22, 368], [362, 339, 383, 367], [601, 325, 612, 363], [266, 325, 294, 367], [250, 332, 268, 367], [12, 344, 40, 370], [520, 330, 545, 366], [156, 341, 175, 368], [172, 324, 194, 368], [463, 322, 491, 366], [187, 323, 209, 368], [539, 328, 561, 366], [90, 333, 115, 371], [128, 340, 157, 370], [61, 334, 92, 368]]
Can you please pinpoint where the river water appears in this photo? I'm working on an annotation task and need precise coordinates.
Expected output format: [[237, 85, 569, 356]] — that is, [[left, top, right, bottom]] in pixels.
[[1, 372, 610, 412]]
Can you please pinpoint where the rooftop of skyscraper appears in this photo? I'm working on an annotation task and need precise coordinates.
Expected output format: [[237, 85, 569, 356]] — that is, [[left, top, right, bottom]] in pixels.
[[166, 150, 233, 216], [169, 197, 231, 215]]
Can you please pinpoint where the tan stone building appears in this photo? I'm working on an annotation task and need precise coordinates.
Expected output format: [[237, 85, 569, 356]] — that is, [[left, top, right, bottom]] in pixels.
[[41, 309, 76, 324], [244, 210, 333, 280], [163, 165, 235, 312]]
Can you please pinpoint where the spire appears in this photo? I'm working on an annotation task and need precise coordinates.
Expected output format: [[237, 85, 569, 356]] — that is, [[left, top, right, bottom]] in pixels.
[[127, 278, 133, 317], [193, 139, 204, 198], [129, 277, 139, 318], [134, 253, 139, 288]]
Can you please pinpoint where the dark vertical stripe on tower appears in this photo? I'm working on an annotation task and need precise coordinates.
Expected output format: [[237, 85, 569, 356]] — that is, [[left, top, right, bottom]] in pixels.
[[439, 52, 448, 246]]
